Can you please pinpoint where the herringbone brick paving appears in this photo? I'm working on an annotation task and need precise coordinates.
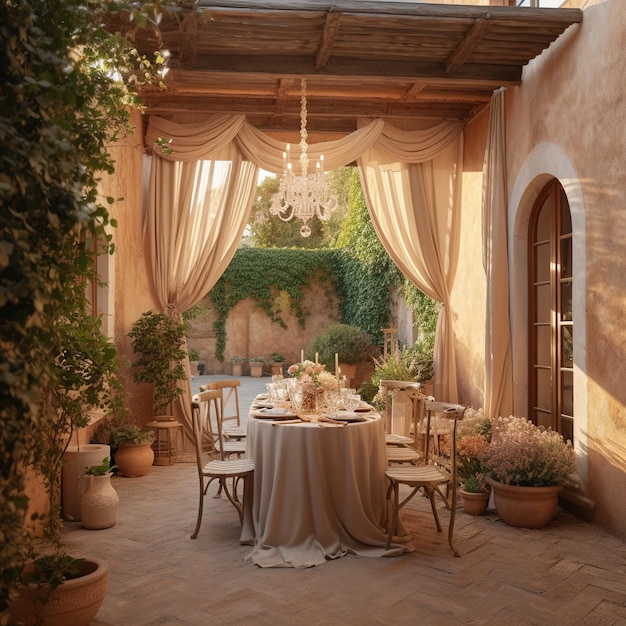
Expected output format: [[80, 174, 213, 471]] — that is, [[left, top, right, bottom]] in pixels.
[[62, 377, 626, 625]]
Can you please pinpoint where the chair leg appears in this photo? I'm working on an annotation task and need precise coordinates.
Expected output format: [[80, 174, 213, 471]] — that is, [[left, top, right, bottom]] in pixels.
[[447, 488, 460, 557], [385, 480, 400, 550], [220, 477, 244, 525], [425, 486, 442, 532], [191, 482, 205, 539]]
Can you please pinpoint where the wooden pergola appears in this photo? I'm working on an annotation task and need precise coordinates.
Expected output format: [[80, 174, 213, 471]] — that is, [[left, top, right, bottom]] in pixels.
[[108, 0, 582, 141]]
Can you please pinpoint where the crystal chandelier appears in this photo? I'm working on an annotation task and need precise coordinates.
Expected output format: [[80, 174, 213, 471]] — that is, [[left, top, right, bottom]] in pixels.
[[269, 79, 338, 237]]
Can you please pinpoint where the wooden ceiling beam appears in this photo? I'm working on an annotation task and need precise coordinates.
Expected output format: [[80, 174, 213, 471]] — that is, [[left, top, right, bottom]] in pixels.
[[315, 9, 342, 71], [445, 13, 491, 74], [169, 54, 524, 83]]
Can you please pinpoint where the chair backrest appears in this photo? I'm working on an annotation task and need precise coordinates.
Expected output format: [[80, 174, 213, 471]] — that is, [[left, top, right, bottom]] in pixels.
[[423, 401, 466, 487], [380, 380, 423, 437], [193, 389, 225, 461], [201, 379, 241, 428]]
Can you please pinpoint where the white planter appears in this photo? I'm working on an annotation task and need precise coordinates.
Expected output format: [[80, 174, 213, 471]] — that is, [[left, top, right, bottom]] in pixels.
[[62, 444, 110, 522], [80, 474, 119, 529]]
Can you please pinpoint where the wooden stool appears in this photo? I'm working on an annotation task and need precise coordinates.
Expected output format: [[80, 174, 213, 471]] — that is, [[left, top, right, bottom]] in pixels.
[[147, 421, 182, 466]]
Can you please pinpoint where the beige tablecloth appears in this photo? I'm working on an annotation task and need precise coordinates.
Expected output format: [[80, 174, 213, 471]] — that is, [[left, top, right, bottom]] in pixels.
[[241, 411, 412, 567]]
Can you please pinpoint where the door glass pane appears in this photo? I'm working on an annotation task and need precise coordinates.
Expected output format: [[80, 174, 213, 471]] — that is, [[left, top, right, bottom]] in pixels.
[[561, 280, 573, 321], [561, 237, 572, 279], [536, 325, 551, 366], [561, 324, 573, 368], [536, 198, 551, 239], [561, 369, 573, 416], [561, 416, 574, 444], [535, 284, 551, 323], [560, 190, 572, 234], [536, 367, 551, 412], [535, 242, 550, 282]]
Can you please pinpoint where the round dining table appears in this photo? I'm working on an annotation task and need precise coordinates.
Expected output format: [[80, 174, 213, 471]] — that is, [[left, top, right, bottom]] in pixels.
[[240, 407, 411, 567]]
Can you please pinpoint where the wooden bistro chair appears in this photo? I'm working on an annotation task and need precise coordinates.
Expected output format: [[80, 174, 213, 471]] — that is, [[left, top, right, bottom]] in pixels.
[[381, 380, 424, 465], [190, 390, 254, 539], [385, 401, 466, 557], [200, 379, 246, 440]]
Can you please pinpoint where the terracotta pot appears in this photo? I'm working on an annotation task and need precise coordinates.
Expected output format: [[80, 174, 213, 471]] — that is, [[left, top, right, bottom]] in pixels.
[[249, 362, 264, 377], [9, 558, 109, 626], [270, 362, 284, 376], [115, 442, 154, 477], [80, 474, 119, 529], [231, 362, 244, 377], [459, 489, 490, 516], [486, 477, 563, 528]]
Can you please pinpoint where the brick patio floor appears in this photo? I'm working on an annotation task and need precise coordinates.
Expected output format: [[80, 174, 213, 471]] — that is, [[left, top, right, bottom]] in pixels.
[[61, 376, 626, 626]]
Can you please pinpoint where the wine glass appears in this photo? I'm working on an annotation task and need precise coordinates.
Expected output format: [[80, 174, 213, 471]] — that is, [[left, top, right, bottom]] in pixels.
[[343, 392, 361, 413]]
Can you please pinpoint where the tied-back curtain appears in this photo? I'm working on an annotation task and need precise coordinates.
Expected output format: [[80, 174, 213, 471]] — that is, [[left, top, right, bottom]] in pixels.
[[358, 132, 463, 403], [482, 88, 513, 418], [145, 142, 258, 443], [144, 114, 464, 435]]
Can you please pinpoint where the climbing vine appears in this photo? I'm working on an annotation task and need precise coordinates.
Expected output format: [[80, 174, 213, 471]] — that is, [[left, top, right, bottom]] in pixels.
[[209, 248, 340, 361]]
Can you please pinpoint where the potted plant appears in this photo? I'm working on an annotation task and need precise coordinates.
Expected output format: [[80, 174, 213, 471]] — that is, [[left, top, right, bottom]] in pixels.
[[188, 347, 201, 376], [112, 425, 155, 478], [270, 352, 287, 377], [459, 475, 490, 516], [128, 310, 188, 421], [230, 355, 245, 377], [481, 416, 577, 528], [8, 305, 123, 623], [248, 356, 266, 378], [454, 408, 492, 515], [309, 323, 376, 387], [80, 458, 119, 530]]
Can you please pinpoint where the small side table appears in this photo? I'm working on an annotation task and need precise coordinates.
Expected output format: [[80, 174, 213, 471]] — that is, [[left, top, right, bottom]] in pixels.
[[147, 421, 183, 466]]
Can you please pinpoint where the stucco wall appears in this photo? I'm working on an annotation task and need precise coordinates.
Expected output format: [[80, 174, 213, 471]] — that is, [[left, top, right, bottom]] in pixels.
[[186, 282, 340, 375], [452, 0, 625, 537], [96, 110, 161, 433]]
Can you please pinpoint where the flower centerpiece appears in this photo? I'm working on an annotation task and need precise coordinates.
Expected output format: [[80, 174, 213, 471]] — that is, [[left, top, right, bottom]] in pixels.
[[287, 359, 338, 411], [480, 416, 577, 528]]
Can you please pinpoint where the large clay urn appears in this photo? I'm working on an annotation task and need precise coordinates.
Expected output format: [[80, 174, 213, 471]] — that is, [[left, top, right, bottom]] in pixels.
[[115, 441, 154, 477]]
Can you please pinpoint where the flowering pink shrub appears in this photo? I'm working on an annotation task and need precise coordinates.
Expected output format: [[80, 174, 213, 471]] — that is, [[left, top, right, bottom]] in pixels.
[[481, 416, 576, 487]]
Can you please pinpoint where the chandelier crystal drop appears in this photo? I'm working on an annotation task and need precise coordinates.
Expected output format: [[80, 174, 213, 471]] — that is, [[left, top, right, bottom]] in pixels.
[[269, 79, 338, 237]]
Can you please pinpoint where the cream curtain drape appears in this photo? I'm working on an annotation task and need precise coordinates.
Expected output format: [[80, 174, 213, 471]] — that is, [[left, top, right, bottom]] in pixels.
[[144, 115, 464, 438], [482, 88, 513, 418], [358, 134, 463, 402], [145, 143, 258, 442]]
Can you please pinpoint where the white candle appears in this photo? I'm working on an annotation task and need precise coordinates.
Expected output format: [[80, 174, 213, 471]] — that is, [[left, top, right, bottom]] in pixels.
[[315, 352, 318, 365], [335, 353, 339, 380], [300, 349, 304, 362]]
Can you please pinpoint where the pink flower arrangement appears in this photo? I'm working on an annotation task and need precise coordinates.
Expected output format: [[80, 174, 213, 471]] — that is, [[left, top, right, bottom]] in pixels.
[[287, 360, 338, 390], [481, 416, 576, 487]]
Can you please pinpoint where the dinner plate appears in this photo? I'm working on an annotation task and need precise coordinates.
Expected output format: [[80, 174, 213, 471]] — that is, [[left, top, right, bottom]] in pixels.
[[354, 404, 374, 413], [253, 401, 274, 409], [252, 408, 298, 420], [327, 411, 368, 422]]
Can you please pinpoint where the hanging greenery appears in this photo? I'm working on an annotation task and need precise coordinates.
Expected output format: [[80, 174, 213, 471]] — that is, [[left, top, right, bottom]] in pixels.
[[208, 248, 339, 361]]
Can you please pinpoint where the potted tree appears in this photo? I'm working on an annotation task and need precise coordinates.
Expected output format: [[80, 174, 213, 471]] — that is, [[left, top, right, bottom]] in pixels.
[[128, 310, 188, 421], [8, 303, 123, 624], [309, 323, 376, 388]]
